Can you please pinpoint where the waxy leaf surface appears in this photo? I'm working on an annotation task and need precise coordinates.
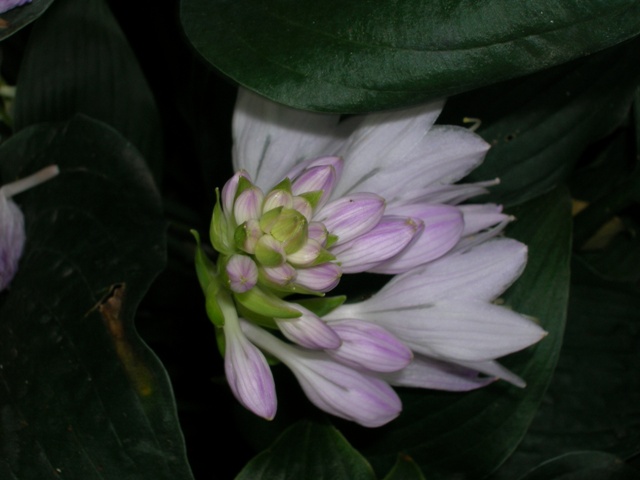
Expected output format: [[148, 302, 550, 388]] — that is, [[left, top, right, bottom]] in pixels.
[[0, 116, 193, 480]]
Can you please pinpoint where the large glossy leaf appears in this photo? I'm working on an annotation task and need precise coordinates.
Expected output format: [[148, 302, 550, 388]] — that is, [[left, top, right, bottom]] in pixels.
[[236, 420, 375, 480], [0, 0, 54, 41], [180, 0, 640, 113], [491, 258, 640, 479], [12, 0, 163, 179], [438, 36, 640, 206], [357, 187, 571, 478], [0, 116, 193, 480], [517, 452, 640, 480]]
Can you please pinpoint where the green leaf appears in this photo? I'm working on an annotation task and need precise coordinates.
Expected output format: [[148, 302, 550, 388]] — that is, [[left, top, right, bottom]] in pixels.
[[0, 0, 54, 41], [517, 452, 640, 480], [12, 0, 163, 179], [490, 258, 640, 478], [382, 455, 426, 480], [438, 36, 640, 206], [577, 224, 640, 283], [359, 187, 571, 479], [236, 420, 376, 480], [180, 0, 640, 113], [0, 116, 193, 480]]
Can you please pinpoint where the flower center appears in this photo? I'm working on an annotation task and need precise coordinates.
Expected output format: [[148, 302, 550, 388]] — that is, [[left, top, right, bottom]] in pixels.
[[211, 174, 339, 296]]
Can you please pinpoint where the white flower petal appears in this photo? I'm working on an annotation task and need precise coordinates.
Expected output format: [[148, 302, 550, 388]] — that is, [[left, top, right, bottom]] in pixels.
[[458, 203, 510, 237], [406, 179, 498, 205], [381, 354, 496, 391], [454, 359, 527, 388], [366, 238, 528, 305], [232, 89, 340, 190], [337, 125, 489, 205], [360, 300, 546, 363], [332, 100, 445, 198]]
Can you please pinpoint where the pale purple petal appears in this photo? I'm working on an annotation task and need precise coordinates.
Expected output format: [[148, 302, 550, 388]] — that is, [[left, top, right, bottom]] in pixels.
[[0, 166, 59, 291], [287, 239, 323, 267], [275, 306, 341, 349], [0, 196, 25, 291], [260, 263, 297, 287], [371, 204, 463, 274], [292, 195, 313, 221], [232, 89, 341, 190], [381, 354, 496, 391], [262, 189, 293, 213], [224, 317, 277, 420], [286, 156, 344, 185], [233, 187, 264, 225], [291, 354, 402, 427], [222, 170, 250, 214], [358, 299, 546, 363], [0, 0, 31, 14], [316, 193, 385, 244], [364, 238, 528, 305], [325, 319, 412, 372], [307, 221, 328, 245], [225, 254, 258, 293], [295, 263, 342, 292], [331, 216, 422, 273], [291, 163, 339, 208], [242, 321, 402, 428]]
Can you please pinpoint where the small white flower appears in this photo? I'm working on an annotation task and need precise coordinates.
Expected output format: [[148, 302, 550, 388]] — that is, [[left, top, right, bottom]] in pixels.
[[194, 89, 545, 427], [1, 165, 59, 291]]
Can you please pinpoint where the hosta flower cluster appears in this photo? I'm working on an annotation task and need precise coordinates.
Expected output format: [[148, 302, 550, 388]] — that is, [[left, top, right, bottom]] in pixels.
[[194, 89, 546, 427]]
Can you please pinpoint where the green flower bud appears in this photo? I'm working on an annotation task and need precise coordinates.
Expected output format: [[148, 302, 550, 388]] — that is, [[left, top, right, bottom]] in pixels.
[[270, 208, 308, 254], [254, 234, 286, 267]]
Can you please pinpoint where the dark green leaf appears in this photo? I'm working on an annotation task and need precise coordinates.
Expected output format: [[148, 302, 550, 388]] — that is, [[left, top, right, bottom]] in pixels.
[[12, 0, 163, 179], [382, 455, 426, 480], [180, 0, 640, 113], [569, 94, 640, 248], [517, 452, 640, 480], [236, 420, 375, 480], [359, 187, 571, 479], [579, 232, 640, 283], [0, 0, 54, 41], [439, 37, 640, 206], [491, 258, 640, 479], [0, 116, 193, 480]]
